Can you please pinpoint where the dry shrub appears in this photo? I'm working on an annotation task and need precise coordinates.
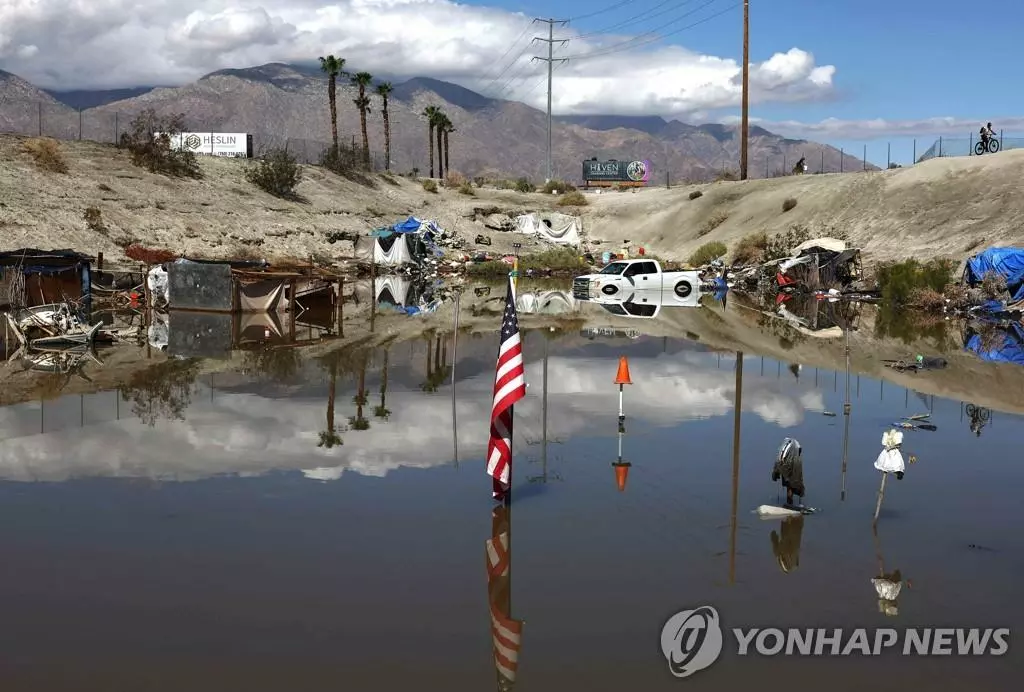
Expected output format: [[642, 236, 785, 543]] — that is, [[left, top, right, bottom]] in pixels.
[[125, 244, 177, 264], [21, 137, 68, 173], [980, 270, 1008, 299], [908, 288, 946, 311], [83, 207, 107, 234], [246, 147, 303, 199], [557, 190, 588, 207], [782, 197, 798, 212], [457, 182, 475, 196], [714, 170, 739, 182], [688, 241, 728, 266], [943, 282, 971, 310], [542, 179, 577, 194], [688, 190, 703, 200], [120, 109, 202, 179], [514, 177, 535, 193], [732, 232, 769, 264], [422, 179, 438, 193], [697, 211, 728, 237], [444, 171, 467, 188]]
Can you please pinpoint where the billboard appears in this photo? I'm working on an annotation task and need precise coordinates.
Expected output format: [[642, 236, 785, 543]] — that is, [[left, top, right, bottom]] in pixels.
[[159, 132, 253, 158], [582, 158, 651, 186]]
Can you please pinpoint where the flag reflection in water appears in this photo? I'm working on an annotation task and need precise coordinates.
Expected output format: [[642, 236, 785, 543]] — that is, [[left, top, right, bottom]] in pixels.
[[485, 503, 522, 690]]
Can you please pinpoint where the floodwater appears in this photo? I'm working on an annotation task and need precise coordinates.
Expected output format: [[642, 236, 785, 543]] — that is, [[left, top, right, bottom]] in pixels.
[[1, 300, 1022, 690]]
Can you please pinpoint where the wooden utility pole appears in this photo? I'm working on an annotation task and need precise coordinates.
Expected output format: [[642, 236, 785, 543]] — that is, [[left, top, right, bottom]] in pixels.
[[740, 0, 750, 180]]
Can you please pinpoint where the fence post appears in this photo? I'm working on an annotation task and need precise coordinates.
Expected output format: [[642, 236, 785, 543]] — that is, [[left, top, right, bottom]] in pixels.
[[840, 148, 844, 173], [863, 144, 867, 170], [37, 102, 42, 137], [939, 137, 943, 157], [886, 142, 890, 168], [912, 139, 916, 163]]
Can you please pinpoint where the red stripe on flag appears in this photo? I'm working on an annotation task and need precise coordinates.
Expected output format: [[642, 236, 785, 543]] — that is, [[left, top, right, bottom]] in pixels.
[[487, 277, 526, 499]]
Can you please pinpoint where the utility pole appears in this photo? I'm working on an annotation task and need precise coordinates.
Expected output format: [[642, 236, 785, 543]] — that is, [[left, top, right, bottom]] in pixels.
[[740, 0, 750, 180], [532, 18, 569, 183]]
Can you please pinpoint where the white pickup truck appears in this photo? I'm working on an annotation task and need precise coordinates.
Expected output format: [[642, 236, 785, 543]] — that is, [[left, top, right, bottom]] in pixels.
[[573, 259, 702, 305]]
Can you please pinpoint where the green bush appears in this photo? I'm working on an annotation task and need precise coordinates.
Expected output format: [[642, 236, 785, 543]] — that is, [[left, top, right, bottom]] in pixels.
[[875, 258, 956, 306], [689, 190, 703, 200], [697, 211, 728, 237], [457, 182, 475, 196], [246, 147, 303, 199], [557, 191, 587, 206], [782, 197, 798, 212], [762, 225, 812, 262], [688, 241, 728, 266], [514, 177, 535, 193], [422, 179, 438, 193]]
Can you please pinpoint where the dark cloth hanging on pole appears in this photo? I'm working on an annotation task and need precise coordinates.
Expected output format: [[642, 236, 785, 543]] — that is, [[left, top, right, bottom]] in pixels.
[[771, 437, 805, 497]]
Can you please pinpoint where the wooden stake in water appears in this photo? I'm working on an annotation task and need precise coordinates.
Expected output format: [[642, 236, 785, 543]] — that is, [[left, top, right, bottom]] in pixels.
[[873, 472, 889, 524]]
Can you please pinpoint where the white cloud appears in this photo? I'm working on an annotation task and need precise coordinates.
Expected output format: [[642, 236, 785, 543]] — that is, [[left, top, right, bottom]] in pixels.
[[0, 0, 835, 117], [0, 351, 823, 483], [731, 115, 1024, 141]]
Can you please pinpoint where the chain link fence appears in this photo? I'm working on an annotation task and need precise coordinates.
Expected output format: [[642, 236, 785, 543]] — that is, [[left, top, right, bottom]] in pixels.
[[0, 100, 387, 170]]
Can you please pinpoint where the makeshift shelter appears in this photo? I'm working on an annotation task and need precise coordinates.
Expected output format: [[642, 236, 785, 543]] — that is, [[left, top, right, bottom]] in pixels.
[[0, 248, 92, 311], [963, 320, 1024, 366], [963, 247, 1024, 304], [513, 212, 582, 247], [775, 237, 861, 291], [354, 216, 446, 267]]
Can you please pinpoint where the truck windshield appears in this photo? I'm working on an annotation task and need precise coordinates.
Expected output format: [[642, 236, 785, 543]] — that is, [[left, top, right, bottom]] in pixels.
[[599, 262, 628, 275]]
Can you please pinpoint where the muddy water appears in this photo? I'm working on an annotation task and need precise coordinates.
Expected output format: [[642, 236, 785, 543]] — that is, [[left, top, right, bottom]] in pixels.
[[0, 326, 1021, 691]]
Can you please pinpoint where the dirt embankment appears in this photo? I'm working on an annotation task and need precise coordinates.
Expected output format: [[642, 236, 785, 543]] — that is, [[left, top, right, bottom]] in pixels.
[[578, 149, 1024, 264], [0, 134, 565, 263]]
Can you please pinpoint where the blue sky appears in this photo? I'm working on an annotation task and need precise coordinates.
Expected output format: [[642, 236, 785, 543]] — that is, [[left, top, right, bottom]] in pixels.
[[470, 0, 1023, 165]]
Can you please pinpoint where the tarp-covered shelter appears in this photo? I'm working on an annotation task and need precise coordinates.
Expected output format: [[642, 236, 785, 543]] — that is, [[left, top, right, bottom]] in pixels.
[[514, 212, 582, 247], [964, 247, 1024, 303], [964, 320, 1024, 366], [354, 216, 446, 267], [775, 237, 861, 291], [0, 248, 92, 311]]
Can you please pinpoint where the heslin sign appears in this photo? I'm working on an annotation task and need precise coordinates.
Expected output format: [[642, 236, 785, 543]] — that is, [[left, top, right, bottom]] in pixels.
[[581, 158, 652, 187]]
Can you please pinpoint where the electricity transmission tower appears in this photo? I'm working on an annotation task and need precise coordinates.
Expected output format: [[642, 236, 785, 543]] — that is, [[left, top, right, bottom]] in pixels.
[[531, 18, 569, 183]]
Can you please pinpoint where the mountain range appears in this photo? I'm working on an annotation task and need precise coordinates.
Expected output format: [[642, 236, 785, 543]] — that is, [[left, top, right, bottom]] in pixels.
[[0, 63, 875, 181]]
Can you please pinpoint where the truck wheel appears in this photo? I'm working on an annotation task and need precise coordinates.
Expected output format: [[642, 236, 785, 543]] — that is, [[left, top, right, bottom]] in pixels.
[[601, 284, 618, 295], [673, 280, 693, 298]]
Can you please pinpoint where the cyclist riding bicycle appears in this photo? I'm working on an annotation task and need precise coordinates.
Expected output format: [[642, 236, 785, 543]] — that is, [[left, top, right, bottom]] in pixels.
[[980, 122, 995, 146]]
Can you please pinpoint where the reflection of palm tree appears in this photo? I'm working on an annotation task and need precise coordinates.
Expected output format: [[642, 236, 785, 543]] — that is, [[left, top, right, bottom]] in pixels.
[[421, 335, 451, 392], [350, 354, 370, 430], [318, 360, 343, 448], [374, 346, 391, 420]]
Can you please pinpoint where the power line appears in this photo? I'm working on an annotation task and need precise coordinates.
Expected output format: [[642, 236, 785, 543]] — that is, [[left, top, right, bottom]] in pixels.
[[567, 0, 634, 22], [573, 0, 700, 40], [477, 25, 536, 96], [562, 0, 738, 61], [477, 18, 535, 86]]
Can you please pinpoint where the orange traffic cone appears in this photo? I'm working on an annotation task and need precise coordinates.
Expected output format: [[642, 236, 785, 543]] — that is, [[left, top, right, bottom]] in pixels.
[[614, 356, 632, 385], [613, 462, 631, 492]]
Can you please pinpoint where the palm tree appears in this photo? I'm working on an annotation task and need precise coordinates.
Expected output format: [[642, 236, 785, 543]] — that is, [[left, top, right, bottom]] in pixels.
[[442, 117, 454, 175], [351, 71, 374, 167], [374, 346, 391, 420], [350, 354, 370, 430], [375, 82, 394, 171], [318, 359, 343, 448], [421, 105, 441, 177], [318, 55, 347, 153], [433, 110, 446, 180]]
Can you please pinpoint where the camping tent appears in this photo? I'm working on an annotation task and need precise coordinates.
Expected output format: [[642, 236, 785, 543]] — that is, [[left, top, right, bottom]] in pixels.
[[514, 212, 582, 247], [354, 216, 446, 267]]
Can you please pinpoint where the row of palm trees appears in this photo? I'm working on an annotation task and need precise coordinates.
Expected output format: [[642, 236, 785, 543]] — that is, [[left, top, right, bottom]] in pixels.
[[318, 54, 453, 176]]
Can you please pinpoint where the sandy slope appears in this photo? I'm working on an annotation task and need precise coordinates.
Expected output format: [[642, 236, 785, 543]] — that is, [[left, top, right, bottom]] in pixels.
[[580, 148, 1024, 263], [3, 133, 1022, 266]]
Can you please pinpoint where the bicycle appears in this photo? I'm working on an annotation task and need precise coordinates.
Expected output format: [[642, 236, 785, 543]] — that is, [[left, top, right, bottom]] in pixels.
[[974, 137, 1000, 155]]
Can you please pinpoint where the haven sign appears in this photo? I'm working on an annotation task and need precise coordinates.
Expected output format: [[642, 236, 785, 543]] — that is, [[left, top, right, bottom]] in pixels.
[[163, 132, 253, 158], [582, 158, 651, 186]]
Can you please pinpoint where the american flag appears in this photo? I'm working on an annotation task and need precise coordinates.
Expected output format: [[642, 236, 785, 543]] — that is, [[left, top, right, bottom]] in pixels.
[[486, 504, 522, 689], [486, 276, 526, 502]]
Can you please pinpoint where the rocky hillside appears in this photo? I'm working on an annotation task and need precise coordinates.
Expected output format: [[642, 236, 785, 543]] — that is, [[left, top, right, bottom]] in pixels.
[[1, 63, 872, 181]]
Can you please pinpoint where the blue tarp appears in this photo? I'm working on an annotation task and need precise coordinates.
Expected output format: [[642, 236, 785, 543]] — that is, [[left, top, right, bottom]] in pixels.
[[964, 321, 1024, 366], [964, 247, 1024, 302]]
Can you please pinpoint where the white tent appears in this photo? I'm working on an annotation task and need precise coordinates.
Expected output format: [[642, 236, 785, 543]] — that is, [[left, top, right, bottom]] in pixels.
[[354, 235, 415, 266], [516, 290, 578, 315], [514, 212, 581, 247], [376, 276, 413, 306]]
